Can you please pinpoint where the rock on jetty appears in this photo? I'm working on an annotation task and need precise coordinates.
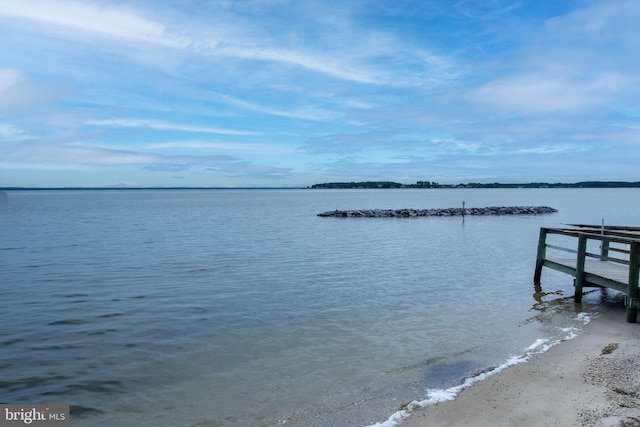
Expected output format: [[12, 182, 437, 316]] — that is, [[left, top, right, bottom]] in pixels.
[[317, 206, 557, 217]]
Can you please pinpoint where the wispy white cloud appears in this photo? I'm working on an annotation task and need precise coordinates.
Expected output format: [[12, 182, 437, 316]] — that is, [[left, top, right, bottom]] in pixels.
[[0, 123, 32, 141], [0, 68, 61, 113], [210, 92, 338, 121], [0, 0, 452, 86], [0, 0, 186, 47], [471, 72, 628, 114], [546, 0, 640, 43], [86, 118, 262, 136], [145, 141, 293, 155], [0, 68, 22, 92], [298, 129, 430, 155], [468, 0, 640, 117], [216, 45, 380, 85], [426, 138, 482, 154], [513, 145, 585, 155], [1, 140, 292, 180], [456, 0, 523, 19], [2, 142, 158, 165]]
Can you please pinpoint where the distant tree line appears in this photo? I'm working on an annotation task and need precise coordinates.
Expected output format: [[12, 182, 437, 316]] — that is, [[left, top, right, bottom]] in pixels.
[[309, 181, 440, 189], [458, 181, 640, 188], [309, 181, 640, 189], [310, 181, 403, 189]]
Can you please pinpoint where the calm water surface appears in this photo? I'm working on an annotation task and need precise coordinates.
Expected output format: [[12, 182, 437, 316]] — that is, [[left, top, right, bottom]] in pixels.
[[1, 188, 639, 426]]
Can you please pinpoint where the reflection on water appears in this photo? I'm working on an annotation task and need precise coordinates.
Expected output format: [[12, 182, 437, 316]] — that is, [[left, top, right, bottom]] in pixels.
[[527, 274, 628, 333], [527, 282, 573, 322]]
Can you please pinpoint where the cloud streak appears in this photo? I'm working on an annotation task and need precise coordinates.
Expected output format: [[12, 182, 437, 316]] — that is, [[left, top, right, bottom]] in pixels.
[[0, 0, 185, 47], [471, 72, 628, 114], [0, 68, 60, 113], [86, 119, 262, 136]]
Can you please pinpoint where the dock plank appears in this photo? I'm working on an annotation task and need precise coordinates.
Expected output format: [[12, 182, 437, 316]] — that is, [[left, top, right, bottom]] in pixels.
[[548, 258, 631, 283]]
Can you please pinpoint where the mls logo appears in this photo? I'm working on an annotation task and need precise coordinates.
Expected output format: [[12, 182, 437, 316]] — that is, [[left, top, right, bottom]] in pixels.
[[1, 405, 69, 426]]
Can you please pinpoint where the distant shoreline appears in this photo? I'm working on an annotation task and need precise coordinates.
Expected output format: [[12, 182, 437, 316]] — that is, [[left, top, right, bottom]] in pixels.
[[309, 180, 640, 189], [2, 180, 640, 191]]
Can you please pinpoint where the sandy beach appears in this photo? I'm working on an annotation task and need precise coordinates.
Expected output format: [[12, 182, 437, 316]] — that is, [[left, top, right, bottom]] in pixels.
[[401, 303, 640, 427]]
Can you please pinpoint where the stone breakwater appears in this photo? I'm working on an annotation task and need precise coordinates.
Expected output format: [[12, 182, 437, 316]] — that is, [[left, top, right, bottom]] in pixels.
[[317, 206, 557, 217]]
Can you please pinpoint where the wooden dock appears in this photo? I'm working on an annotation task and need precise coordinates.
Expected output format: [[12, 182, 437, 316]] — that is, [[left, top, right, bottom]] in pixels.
[[534, 225, 640, 322]]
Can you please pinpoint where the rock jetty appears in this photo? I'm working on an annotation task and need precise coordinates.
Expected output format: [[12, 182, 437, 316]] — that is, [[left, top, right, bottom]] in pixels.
[[318, 206, 557, 217]]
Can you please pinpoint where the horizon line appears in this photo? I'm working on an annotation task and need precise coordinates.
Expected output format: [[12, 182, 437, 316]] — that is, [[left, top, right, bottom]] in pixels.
[[3, 180, 640, 191]]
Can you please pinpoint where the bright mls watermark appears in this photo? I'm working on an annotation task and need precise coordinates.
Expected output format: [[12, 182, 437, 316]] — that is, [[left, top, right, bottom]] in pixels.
[[1, 405, 69, 427]]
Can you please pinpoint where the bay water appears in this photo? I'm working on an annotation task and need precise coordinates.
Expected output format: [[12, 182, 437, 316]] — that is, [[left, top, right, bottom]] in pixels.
[[1, 188, 639, 426]]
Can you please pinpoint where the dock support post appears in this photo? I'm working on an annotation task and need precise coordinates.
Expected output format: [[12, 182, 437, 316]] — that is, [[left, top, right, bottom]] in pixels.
[[534, 228, 548, 284], [574, 234, 587, 304], [626, 242, 640, 323], [600, 239, 610, 260]]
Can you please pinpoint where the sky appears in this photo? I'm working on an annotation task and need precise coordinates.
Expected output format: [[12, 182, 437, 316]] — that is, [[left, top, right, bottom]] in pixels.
[[1, 0, 639, 188]]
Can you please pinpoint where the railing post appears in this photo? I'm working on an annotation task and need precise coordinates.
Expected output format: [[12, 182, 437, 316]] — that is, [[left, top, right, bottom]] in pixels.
[[534, 228, 548, 284], [626, 242, 640, 323], [574, 234, 587, 304], [600, 239, 610, 260]]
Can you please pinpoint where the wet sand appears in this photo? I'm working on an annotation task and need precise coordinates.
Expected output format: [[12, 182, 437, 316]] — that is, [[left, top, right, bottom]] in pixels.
[[401, 305, 640, 427]]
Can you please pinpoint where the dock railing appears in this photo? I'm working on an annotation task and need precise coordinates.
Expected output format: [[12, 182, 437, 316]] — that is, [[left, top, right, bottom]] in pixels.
[[534, 225, 640, 322]]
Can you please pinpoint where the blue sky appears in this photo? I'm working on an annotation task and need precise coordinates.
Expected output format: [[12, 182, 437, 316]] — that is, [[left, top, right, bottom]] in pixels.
[[1, 0, 639, 187]]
